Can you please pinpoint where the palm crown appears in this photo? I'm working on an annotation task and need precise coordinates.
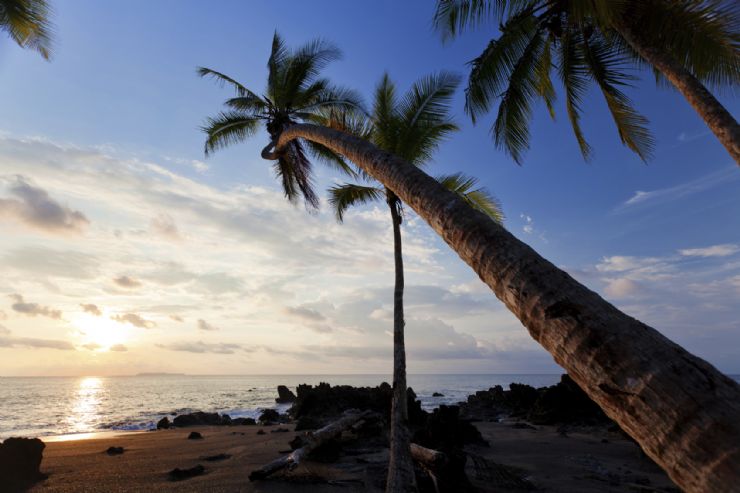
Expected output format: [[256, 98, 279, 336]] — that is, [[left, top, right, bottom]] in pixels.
[[433, 0, 740, 163], [200, 32, 365, 208], [328, 72, 503, 223], [0, 0, 53, 59]]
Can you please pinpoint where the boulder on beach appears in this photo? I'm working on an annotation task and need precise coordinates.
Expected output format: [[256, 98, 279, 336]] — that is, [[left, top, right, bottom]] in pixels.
[[187, 431, 203, 440], [168, 464, 205, 481], [231, 417, 256, 426], [275, 385, 296, 403], [528, 374, 610, 425], [0, 437, 47, 487], [258, 409, 280, 424], [157, 417, 170, 429], [172, 411, 230, 427], [105, 446, 125, 455]]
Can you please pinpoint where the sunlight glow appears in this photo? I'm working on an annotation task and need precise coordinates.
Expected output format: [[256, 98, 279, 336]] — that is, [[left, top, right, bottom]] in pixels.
[[74, 313, 130, 351]]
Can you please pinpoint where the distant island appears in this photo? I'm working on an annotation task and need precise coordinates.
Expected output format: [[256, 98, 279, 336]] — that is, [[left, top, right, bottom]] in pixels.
[[135, 372, 185, 377]]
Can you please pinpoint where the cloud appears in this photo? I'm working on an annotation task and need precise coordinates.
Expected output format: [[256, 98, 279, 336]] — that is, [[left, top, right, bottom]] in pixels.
[[113, 276, 142, 289], [80, 303, 102, 316], [170, 314, 184, 323], [150, 213, 182, 241], [109, 344, 128, 352], [520, 213, 533, 234], [2, 247, 99, 279], [197, 319, 219, 331], [618, 167, 739, 211], [0, 175, 89, 234], [0, 324, 9, 335], [604, 278, 641, 298], [0, 310, 6, 320], [156, 341, 242, 354], [82, 342, 102, 351], [679, 244, 739, 258], [9, 294, 62, 319], [111, 313, 156, 329], [0, 336, 75, 350], [284, 305, 326, 322]]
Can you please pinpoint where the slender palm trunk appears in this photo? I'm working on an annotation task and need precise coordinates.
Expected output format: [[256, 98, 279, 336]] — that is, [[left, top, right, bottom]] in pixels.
[[614, 21, 740, 165], [385, 192, 417, 493], [262, 124, 740, 493]]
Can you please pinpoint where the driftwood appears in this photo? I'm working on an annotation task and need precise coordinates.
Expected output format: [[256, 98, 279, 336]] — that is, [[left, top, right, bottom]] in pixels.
[[410, 443, 448, 469], [248, 410, 372, 481]]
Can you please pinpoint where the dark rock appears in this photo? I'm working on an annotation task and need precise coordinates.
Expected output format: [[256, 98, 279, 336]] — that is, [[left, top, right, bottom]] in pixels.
[[432, 392, 444, 397], [199, 453, 231, 462], [527, 374, 610, 425], [187, 432, 203, 440], [258, 409, 280, 424], [270, 427, 290, 433], [157, 417, 170, 429], [105, 446, 125, 455], [413, 405, 487, 452], [172, 411, 230, 427], [290, 382, 425, 426], [231, 417, 256, 426], [0, 437, 47, 488], [256, 429, 266, 435], [275, 385, 297, 403], [168, 464, 205, 481]]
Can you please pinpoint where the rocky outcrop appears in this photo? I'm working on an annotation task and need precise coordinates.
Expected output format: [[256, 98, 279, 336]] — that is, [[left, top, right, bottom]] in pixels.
[[157, 417, 170, 429], [461, 375, 613, 426], [275, 385, 296, 403], [0, 437, 47, 489]]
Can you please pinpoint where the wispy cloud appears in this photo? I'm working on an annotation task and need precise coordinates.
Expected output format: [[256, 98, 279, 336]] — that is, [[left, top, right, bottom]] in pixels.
[[679, 244, 739, 258], [80, 303, 102, 316], [113, 276, 142, 289], [617, 168, 738, 211], [197, 319, 219, 331], [0, 336, 75, 350], [156, 341, 243, 354], [111, 313, 156, 329]]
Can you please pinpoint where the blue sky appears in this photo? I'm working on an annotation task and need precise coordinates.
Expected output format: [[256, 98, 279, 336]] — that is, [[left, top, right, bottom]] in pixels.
[[0, 0, 738, 375]]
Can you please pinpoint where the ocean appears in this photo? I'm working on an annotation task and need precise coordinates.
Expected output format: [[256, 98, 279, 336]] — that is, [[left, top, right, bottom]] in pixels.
[[2, 373, 738, 440], [0, 374, 563, 440]]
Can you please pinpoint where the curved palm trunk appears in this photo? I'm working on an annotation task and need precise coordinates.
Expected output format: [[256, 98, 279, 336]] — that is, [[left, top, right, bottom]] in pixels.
[[614, 22, 740, 165], [262, 124, 740, 493], [385, 192, 417, 493]]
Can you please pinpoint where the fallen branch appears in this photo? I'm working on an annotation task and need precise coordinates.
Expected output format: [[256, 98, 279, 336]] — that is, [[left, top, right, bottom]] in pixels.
[[410, 443, 448, 469], [248, 410, 372, 481]]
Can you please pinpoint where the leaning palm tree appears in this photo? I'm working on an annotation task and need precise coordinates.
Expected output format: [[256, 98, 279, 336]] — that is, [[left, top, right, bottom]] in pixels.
[[327, 72, 503, 492], [0, 0, 53, 59], [212, 35, 740, 492], [199, 31, 364, 208], [433, 0, 740, 164]]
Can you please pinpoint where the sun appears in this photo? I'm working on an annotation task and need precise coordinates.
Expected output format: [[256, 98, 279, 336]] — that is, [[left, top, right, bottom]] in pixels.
[[74, 313, 130, 351]]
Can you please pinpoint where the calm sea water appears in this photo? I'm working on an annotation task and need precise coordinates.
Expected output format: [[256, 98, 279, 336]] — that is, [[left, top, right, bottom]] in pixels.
[[0, 374, 564, 439]]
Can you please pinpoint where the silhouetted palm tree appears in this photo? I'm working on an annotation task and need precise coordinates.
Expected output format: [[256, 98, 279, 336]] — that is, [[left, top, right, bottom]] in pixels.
[[0, 0, 53, 59], [199, 32, 365, 208], [433, 0, 740, 164], [328, 73, 503, 492]]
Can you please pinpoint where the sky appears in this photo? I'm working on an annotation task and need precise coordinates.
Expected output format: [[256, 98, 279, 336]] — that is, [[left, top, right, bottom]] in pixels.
[[0, 0, 738, 376]]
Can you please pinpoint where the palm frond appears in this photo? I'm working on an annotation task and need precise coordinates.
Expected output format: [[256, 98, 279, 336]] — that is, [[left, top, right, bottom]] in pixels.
[[0, 0, 54, 59], [372, 73, 401, 152], [433, 0, 533, 39], [492, 21, 548, 164], [304, 140, 356, 177], [465, 13, 540, 123], [558, 27, 593, 160], [535, 35, 556, 119], [273, 139, 319, 209], [436, 172, 504, 223], [201, 111, 260, 156], [295, 85, 367, 115], [327, 183, 383, 222], [197, 67, 258, 98], [580, 33, 654, 161]]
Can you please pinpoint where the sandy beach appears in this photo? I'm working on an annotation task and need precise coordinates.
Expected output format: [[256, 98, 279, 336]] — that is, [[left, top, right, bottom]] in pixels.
[[26, 420, 678, 493]]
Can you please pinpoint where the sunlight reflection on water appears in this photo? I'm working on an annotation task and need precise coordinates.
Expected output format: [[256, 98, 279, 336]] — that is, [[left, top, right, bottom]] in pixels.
[[64, 377, 104, 434]]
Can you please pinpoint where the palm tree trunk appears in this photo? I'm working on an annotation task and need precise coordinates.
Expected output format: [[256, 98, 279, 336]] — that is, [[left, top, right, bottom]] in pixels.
[[262, 124, 740, 493], [385, 192, 417, 492], [614, 21, 740, 165]]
